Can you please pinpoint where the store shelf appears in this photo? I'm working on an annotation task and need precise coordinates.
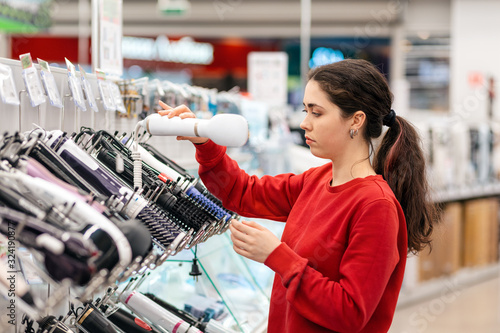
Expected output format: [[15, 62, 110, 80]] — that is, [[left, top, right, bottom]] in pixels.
[[138, 233, 270, 333], [397, 263, 500, 309], [432, 182, 500, 203]]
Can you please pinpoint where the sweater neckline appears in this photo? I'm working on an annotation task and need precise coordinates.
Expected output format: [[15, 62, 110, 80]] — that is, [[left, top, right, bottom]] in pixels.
[[326, 174, 383, 193]]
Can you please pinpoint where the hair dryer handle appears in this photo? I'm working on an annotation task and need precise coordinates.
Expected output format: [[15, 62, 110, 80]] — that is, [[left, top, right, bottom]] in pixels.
[[143, 114, 198, 137], [141, 113, 249, 147]]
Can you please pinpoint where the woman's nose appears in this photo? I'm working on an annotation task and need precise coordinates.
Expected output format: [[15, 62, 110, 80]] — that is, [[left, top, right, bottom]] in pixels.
[[300, 117, 310, 131]]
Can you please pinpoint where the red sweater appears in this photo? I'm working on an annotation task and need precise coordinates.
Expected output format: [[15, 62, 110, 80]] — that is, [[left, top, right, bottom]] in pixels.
[[195, 140, 407, 333]]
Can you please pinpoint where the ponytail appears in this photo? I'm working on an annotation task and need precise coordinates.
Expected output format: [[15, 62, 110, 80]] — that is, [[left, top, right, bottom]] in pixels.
[[373, 117, 438, 254]]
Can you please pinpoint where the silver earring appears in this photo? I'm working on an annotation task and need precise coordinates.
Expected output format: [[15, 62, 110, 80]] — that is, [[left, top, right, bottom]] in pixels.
[[350, 129, 358, 139]]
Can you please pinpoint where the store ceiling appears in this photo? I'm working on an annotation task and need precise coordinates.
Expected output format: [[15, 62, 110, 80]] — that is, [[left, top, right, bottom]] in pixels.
[[50, 0, 410, 38]]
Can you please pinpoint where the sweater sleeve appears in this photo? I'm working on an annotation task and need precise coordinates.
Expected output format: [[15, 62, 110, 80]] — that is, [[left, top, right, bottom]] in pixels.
[[195, 140, 305, 221], [264, 199, 402, 332]]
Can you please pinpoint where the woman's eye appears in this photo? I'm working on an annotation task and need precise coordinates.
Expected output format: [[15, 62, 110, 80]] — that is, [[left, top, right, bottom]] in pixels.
[[302, 109, 320, 117]]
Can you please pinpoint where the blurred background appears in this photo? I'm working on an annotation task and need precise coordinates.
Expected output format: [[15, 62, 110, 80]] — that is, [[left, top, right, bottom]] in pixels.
[[1, 0, 500, 332]]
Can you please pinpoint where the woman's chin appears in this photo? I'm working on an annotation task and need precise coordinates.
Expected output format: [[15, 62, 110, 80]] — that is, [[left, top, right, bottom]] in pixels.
[[309, 149, 328, 160]]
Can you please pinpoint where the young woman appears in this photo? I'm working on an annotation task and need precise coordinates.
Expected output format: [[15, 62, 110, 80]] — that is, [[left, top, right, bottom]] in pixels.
[[159, 59, 437, 333]]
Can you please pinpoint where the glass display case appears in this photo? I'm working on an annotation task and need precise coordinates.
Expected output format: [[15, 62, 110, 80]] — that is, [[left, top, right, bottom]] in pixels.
[[137, 231, 274, 333]]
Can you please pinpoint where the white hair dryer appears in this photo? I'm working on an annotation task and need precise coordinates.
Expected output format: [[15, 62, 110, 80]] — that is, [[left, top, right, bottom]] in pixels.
[[138, 113, 249, 147]]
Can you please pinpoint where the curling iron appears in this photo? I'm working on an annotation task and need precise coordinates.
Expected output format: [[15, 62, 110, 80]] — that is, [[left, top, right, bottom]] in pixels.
[[76, 303, 119, 333], [120, 290, 203, 333], [121, 291, 237, 333], [143, 293, 237, 333], [104, 308, 163, 333]]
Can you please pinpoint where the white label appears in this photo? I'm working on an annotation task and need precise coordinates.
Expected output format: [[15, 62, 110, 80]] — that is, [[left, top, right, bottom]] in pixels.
[[40, 71, 63, 108], [98, 80, 116, 111], [109, 81, 126, 113], [0, 64, 20, 106], [248, 52, 288, 106], [22, 67, 45, 107], [68, 73, 87, 111], [81, 77, 99, 112]]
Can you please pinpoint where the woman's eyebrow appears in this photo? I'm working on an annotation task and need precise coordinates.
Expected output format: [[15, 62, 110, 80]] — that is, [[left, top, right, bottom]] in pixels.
[[303, 103, 325, 109]]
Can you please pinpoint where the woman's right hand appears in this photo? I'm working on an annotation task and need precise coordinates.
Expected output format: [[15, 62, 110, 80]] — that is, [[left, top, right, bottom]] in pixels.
[[158, 100, 209, 144]]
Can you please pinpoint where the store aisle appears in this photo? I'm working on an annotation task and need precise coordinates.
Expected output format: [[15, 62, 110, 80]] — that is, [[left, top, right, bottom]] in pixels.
[[389, 275, 500, 332]]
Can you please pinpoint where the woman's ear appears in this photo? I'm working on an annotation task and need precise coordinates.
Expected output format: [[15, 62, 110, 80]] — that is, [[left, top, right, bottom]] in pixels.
[[351, 111, 366, 130]]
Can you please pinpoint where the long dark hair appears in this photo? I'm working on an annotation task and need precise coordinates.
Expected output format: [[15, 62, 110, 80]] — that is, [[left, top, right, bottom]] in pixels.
[[308, 59, 437, 254]]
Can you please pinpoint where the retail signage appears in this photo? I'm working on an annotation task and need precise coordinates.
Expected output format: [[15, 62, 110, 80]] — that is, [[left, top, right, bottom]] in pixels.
[[94, 0, 123, 77], [309, 47, 344, 69], [122, 35, 214, 65], [157, 0, 190, 16], [248, 52, 288, 106]]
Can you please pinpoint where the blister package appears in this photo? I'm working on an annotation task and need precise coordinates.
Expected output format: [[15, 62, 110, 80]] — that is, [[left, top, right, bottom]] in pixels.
[[19, 53, 45, 107], [0, 63, 20, 105], [38, 58, 63, 108], [109, 81, 126, 113], [65, 58, 87, 111], [79, 65, 99, 112], [96, 69, 116, 111]]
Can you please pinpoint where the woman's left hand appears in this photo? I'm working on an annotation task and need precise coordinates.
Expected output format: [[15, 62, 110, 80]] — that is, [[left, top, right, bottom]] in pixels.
[[229, 219, 281, 263]]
